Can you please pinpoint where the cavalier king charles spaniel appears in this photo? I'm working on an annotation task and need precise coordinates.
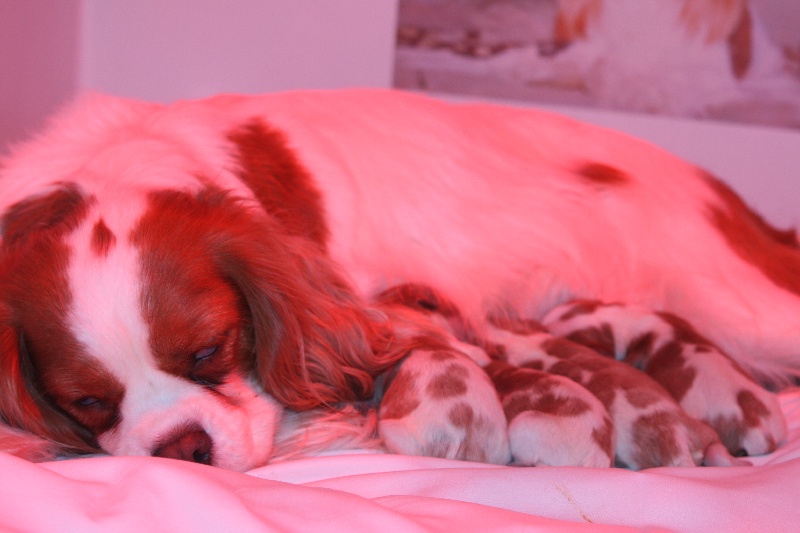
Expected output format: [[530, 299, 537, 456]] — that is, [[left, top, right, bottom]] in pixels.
[[0, 89, 795, 470]]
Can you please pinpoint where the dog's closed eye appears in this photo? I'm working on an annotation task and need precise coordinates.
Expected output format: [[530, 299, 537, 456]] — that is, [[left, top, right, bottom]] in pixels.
[[187, 333, 236, 387], [67, 395, 119, 433], [74, 396, 102, 408], [193, 346, 218, 362]]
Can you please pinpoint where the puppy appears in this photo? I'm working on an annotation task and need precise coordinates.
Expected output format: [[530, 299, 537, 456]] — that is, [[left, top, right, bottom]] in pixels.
[[0, 89, 796, 470], [378, 283, 767, 469]]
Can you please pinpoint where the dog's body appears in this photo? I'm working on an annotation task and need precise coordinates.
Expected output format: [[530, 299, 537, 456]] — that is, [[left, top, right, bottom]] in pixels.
[[0, 89, 797, 470]]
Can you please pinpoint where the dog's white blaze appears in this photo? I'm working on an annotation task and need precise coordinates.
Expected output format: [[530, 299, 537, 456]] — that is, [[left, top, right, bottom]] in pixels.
[[63, 203, 280, 470], [66, 202, 152, 384]]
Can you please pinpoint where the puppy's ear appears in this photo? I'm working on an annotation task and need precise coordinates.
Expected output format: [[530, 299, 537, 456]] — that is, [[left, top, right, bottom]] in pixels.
[[0, 303, 97, 460]]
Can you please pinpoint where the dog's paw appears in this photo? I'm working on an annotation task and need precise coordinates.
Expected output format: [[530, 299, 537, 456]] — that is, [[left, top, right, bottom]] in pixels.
[[485, 361, 614, 468], [378, 348, 511, 465]]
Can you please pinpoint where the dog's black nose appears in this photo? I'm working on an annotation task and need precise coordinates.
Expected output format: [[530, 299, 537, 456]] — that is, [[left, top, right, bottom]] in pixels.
[[153, 426, 213, 465]]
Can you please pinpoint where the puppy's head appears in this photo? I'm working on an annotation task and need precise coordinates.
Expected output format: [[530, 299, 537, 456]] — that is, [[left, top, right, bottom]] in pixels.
[[0, 122, 393, 470]]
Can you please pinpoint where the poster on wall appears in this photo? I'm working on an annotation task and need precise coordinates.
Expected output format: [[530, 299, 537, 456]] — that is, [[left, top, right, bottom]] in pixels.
[[393, 0, 800, 129]]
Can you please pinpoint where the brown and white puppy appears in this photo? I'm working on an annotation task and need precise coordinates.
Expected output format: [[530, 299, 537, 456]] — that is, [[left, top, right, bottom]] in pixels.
[[0, 89, 796, 470], [378, 283, 766, 469]]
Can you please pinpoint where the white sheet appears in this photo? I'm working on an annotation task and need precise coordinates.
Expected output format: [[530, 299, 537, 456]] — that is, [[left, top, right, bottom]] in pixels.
[[1, 389, 798, 533]]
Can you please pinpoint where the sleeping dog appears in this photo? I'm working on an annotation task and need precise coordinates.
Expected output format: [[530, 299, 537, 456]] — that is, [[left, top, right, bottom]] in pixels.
[[0, 89, 795, 470]]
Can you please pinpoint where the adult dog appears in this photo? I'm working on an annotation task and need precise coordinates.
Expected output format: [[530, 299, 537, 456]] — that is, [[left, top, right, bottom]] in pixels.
[[0, 89, 796, 470]]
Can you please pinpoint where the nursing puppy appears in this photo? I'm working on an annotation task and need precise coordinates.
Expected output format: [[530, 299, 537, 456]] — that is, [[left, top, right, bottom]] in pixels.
[[0, 89, 796, 470]]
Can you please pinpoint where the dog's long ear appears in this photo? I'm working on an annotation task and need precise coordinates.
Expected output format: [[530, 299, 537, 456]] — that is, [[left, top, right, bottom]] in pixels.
[[137, 188, 400, 411], [219, 119, 410, 409], [0, 303, 97, 460], [0, 185, 102, 459], [208, 201, 400, 410], [226, 245, 390, 409]]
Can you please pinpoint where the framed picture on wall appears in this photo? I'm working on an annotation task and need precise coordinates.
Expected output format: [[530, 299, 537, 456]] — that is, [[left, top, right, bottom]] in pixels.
[[393, 0, 800, 129]]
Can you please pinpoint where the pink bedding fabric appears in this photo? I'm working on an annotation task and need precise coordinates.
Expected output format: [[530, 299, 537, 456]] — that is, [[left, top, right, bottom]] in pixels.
[[2, 389, 799, 533]]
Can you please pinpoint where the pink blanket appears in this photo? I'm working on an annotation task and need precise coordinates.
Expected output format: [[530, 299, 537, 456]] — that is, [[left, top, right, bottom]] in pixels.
[[1, 389, 799, 532]]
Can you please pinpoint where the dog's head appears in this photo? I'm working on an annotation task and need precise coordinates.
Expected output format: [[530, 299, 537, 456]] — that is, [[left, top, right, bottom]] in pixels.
[[0, 113, 395, 471]]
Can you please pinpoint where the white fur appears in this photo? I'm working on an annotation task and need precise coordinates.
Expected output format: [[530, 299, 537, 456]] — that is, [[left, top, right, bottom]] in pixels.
[[1, 88, 797, 468]]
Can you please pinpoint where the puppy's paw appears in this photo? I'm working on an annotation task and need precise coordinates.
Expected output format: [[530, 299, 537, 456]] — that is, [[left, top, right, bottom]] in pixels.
[[486, 361, 614, 468], [378, 348, 511, 465]]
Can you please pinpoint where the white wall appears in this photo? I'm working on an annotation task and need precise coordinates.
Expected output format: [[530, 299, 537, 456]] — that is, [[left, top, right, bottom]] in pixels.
[[78, 0, 399, 102], [1, 0, 797, 227], [0, 0, 81, 153]]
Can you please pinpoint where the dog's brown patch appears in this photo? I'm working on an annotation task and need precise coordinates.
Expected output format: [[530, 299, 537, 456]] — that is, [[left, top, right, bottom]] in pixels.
[[631, 412, 682, 468], [377, 283, 481, 345], [641, 341, 696, 402], [520, 359, 545, 371], [227, 119, 329, 249], [548, 360, 590, 384], [130, 189, 246, 388], [429, 350, 457, 362], [576, 162, 632, 187], [448, 402, 475, 429], [487, 361, 553, 396], [535, 393, 592, 417], [551, 360, 593, 386], [90, 219, 116, 257], [0, 184, 107, 453], [488, 315, 548, 335], [427, 364, 470, 399], [582, 373, 617, 408], [623, 387, 661, 409], [556, 300, 605, 322], [483, 342, 509, 361], [502, 389, 590, 422], [704, 171, 800, 297], [656, 312, 710, 345], [541, 336, 586, 359], [565, 324, 617, 358], [624, 331, 656, 369], [711, 414, 747, 455], [587, 363, 665, 411], [593, 417, 615, 460], [502, 393, 538, 422], [737, 389, 769, 428], [377, 284, 460, 317], [381, 367, 421, 420], [1, 183, 91, 248]]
